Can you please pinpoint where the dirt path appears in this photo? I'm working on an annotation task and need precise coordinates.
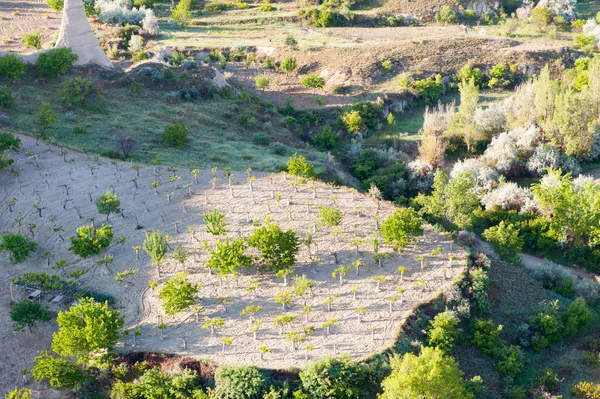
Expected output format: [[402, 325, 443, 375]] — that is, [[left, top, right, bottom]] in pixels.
[[464, 232, 600, 283]]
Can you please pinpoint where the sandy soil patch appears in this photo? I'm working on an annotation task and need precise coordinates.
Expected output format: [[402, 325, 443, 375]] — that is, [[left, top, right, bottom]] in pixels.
[[0, 134, 465, 394]]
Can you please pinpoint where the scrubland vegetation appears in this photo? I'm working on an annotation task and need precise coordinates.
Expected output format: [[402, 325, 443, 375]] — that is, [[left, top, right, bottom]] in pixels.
[[2, 0, 600, 397]]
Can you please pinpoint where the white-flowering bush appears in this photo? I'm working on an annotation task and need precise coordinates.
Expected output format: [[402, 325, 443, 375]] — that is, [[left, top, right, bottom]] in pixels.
[[422, 101, 455, 135], [536, 0, 577, 20], [572, 174, 595, 192], [481, 182, 535, 212], [483, 132, 520, 175], [142, 9, 160, 36], [474, 102, 506, 134], [451, 158, 499, 194], [527, 144, 581, 176], [575, 279, 600, 303], [507, 124, 540, 154], [583, 19, 600, 42], [128, 34, 144, 52], [96, 0, 147, 26], [374, 147, 409, 166], [407, 159, 434, 193]]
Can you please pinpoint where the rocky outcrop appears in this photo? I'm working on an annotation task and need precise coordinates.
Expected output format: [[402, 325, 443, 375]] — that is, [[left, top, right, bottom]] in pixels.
[[463, 0, 499, 16], [55, 0, 113, 68]]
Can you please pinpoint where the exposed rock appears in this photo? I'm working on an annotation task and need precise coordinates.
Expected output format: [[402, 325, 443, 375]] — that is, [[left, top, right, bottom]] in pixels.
[[55, 0, 112, 67], [319, 68, 353, 87], [212, 67, 230, 88], [152, 46, 173, 63]]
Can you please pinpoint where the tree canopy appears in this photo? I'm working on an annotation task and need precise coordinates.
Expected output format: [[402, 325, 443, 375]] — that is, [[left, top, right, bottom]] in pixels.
[[10, 300, 51, 333], [95, 191, 121, 222], [380, 346, 473, 399], [380, 208, 423, 251], [206, 238, 252, 277], [51, 297, 123, 364], [158, 273, 199, 315], [68, 224, 113, 258], [248, 221, 300, 272]]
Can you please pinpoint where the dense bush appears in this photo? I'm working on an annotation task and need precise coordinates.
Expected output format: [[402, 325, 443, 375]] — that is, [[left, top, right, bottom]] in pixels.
[[69, 224, 113, 258], [313, 126, 338, 150], [112, 368, 206, 399], [380, 208, 423, 252], [482, 221, 523, 263], [214, 366, 270, 399], [435, 6, 458, 24], [300, 73, 325, 90], [411, 75, 445, 104], [287, 153, 315, 178], [23, 30, 42, 50], [248, 221, 299, 272], [318, 205, 343, 227], [340, 110, 365, 134], [0, 232, 38, 263], [298, 8, 350, 27], [269, 142, 287, 155], [252, 133, 270, 146], [0, 54, 27, 79], [427, 311, 461, 352], [58, 78, 105, 109], [0, 86, 15, 109], [35, 48, 78, 78], [472, 319, 505, 357], [162, 123, 188, 147], [571, 381, 600, 399], [300, 357, 369, 399], [488, 63, 516, 88]]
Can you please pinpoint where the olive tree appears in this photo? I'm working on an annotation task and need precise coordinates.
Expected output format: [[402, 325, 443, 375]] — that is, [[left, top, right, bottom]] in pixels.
[[51, 297, 124, 364]]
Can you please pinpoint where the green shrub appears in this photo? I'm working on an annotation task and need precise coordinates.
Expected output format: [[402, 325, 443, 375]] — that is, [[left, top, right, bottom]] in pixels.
[[162, 123, 188, 147], [482, 221, 523, 263], [436, 6, 458, 24], [35, 48, 78, 78], [248, 221, 300, 272], [574, 34, 597, 55], [571, 381, 600, 399], [318, 205, 342, 227], [133, 0, 154, 7], [284, 34, 298, 47], [564, 297, 593, 335], [497, 345, 524, 377], [258, 3, 275, 11], [412, 75, 445, 104], [23, 30, 42, 49], [287, 153, 315, 178], [255, 74, 269, 90], [457, 64, 483, 87], [488, 63, 515, 88], [531, 6, 554, 30], [380, 208, 423, 252], [349, 101, 380, 128], [300, 73, 325, 90], [214, 366, 270, 399], [531, 300, 564, 350], [340, 110, 364, 134], [472, 319, 505, 357], [313, 126, 337, 150], [252, 133, 270, 146], [46, 0, 64, 11], [172, 0, 192, 27], [57, 78, 103, 108], [269, 142, 287, 155], [11, 272, 73, 291], [69, 224, 113, 258], [0, 54, 27, 79], [73, 125, 87, 134], [0, 86, 15, 108], [281, 55, 297, 73], [427, 311, 461, 352], [300, 357, 369, 399], [0, 233, 38, 263]]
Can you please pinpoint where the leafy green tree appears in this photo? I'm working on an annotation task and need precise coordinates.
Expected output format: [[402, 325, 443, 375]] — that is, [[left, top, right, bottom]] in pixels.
[[287, 153, 315, 179], [531, 169, 600, 246], [5, 388, 34, 399], [380, 208, 423, 251], [380, 346, 473, 399], [52, 297, 124, 364], [69, 224, 113, 258], [300, 356, 369, 399], [143, 230, 168, 275], [448, 78, 481, 153], [206, 238, 252, 282], [214, 366, 269, 399], [427, 311, 461, 353], [248, 221, 300, 272], [96, 191, 121, 222], [471, 319, 505, 357], [158, 272, 198, 315], [31, 351, 85, 388], [417, 170, 481, 229], [172, 0, 192, 28], [0, 232, 38, 263], [482, 221, 523, 263], [0, 132, 21, 171], [36, 102, 56, 135], [10, 300, 50, 333], [318, 205, 342, 227], [280, 56, 297, 73]]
